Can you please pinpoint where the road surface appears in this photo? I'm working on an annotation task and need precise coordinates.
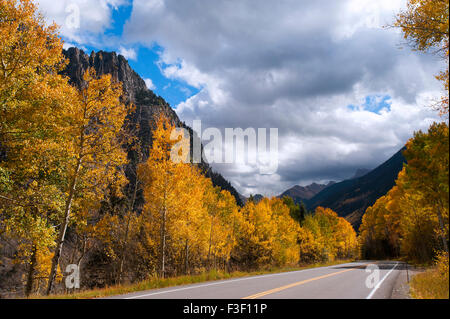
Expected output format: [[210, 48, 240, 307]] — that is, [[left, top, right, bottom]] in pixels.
[[108, 261, 408, 299]]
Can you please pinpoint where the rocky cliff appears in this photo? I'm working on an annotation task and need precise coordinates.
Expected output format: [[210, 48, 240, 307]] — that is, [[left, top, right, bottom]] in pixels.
[[62, 47, 243, 208]]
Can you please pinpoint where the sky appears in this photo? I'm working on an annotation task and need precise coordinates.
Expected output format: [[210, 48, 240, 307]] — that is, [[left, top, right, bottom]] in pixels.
[[36, 0, 444, 197]]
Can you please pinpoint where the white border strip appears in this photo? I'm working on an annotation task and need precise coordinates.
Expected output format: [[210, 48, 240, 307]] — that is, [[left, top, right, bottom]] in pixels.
[[366, 261, 399, 299]]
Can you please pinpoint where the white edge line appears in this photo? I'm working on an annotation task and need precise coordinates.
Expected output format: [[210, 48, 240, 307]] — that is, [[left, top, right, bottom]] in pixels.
[[366, 261, 400, 299], [122, 262, 363, 299]]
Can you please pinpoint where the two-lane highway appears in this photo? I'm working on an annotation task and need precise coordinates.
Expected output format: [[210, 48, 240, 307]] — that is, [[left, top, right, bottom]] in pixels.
[[108, 261, 407, 299]]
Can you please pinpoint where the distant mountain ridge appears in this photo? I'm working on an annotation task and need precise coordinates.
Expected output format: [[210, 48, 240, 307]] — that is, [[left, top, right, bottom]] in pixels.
[[238, 194, 264, 204], [305, 148, 406, 229], [351, 168, 371, 179], [279, 182, 336, 204]]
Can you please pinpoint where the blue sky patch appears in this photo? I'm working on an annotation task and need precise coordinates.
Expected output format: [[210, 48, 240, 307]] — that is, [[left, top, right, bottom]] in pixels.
[[128, 46, 200, 108], [104, 2, 133, 37], [363, 95, 392, 114], [347, 94, 392, 114], [62, 3, 199, 108]]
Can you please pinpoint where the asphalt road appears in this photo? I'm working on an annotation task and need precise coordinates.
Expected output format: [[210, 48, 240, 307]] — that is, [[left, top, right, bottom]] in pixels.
[[109, 261, 408, 299]]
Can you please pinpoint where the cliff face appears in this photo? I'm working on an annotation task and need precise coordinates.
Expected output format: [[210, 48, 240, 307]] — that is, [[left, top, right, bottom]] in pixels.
[[61, 47, 242, 207], [63, 47, 180, 127], [64, 48, 144, 103]]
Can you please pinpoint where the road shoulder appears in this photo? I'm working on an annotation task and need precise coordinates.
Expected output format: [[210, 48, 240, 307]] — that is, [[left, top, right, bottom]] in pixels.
[[391, 264, 425, 299]]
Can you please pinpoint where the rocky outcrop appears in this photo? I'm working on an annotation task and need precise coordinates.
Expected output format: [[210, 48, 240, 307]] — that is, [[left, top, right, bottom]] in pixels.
[[64, 48, 145, 103], [62, 47, 242, 207]]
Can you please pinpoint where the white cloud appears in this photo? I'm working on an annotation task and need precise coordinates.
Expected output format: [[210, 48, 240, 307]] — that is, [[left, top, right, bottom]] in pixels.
[[144, 78, 156, 90], [333, 0, 405, 40], [118, 46, 137, 60], [122, 0, 444, 196], [36, 0, 129, 45], [123, 1, 445, 195]]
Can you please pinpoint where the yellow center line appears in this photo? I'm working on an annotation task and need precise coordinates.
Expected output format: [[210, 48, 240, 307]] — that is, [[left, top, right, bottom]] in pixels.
[[242, 264, 369, 299]]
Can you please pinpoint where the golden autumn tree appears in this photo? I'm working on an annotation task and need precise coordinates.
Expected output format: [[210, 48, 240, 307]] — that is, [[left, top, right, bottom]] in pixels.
[[394, 0, 449, 116], [297, 226, 323, 264], [238, 199, 275, 267], [359, 194, 402, 259], [0, 0, 69, 209], [0, 0, 79, 295], [269, 198, 302, 265], [46, 68, 130, 294], [360, 123, 448, 262], [0, 0, 67, 141], [335, 215, 358, 259], [204, 182, 240, 270], [138, 114, 208, 277], [301, 207, 357, 262], [237, 197, 301, 268], [0, 0, 73, 181], [171, 165, 210, 275], [2, 202, 57, 296], [403, 122, 449, 253], [394, 171, 438, 262], [89, 208, 142, 284], [359, 167, 442, 263]]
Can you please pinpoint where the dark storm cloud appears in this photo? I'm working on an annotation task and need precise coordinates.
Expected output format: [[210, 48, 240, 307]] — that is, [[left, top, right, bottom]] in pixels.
[[123, 0, 442, 195]]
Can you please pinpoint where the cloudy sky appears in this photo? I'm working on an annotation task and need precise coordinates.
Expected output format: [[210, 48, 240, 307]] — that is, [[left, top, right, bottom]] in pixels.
[[36, 0, 444, 197]]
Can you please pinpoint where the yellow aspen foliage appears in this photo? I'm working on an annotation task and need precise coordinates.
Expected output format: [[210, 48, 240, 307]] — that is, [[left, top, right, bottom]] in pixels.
[[0, 0, 67, 134], [335, 217, 358, 259], [203, 182, 241, 270], [2, 203, 64, 295], [0, 0, 76, 208], [46, 67, 131, 294], [269, 198, 301, 265], [237, 197, 301, 268], [360, 123, 448, 262], [301, 207, 357, 262], [394, 0, 449, 116], [0, 0, 78, 296], [0, 0, 75, 174], [359, 194, 402, 259], [297, 227, 323, 264], [359, 168, 441, 262], [395, 0, 449, 52], [171, 166, 210, 274], [403, 122, 449, 252], [138, 114, 209, 277]]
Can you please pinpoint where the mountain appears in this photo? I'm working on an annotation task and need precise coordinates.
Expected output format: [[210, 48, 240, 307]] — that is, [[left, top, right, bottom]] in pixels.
[[251, 194, 264, 203], [238, 193, 264, 204], [306, 148, 406, 229], [238, 193, 248, 204], [279, 182, 335, 204], [62, 47, 243, 207], [351, 168, 371, 179]]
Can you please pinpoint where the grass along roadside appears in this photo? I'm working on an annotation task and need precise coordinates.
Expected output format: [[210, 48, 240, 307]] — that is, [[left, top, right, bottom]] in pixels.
[[409, 252, 449, 299], [29, 259, 355, 299]]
